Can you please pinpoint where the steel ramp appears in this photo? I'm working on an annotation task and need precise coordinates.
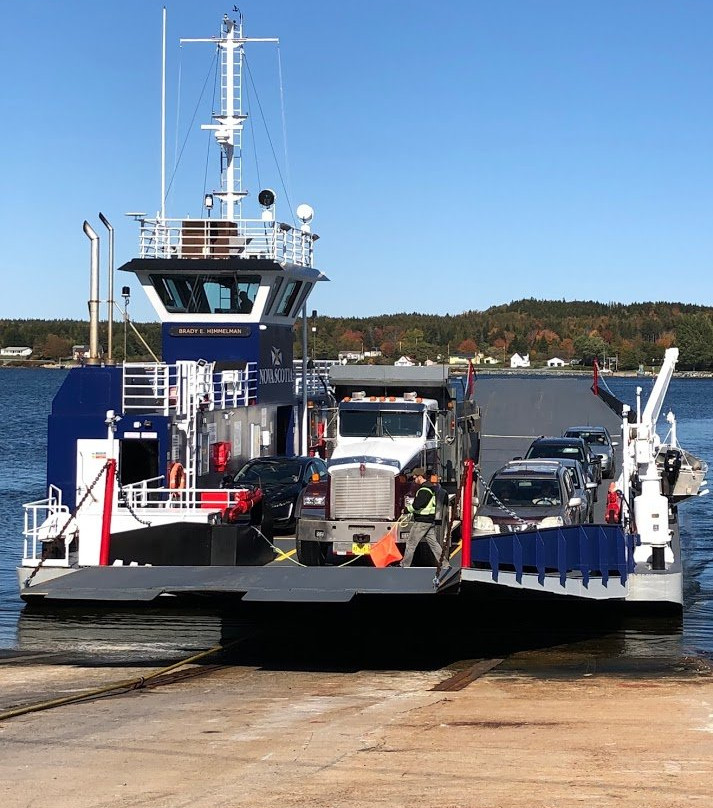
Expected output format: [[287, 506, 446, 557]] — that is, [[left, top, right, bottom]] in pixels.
[[22, 562, 461, 604]]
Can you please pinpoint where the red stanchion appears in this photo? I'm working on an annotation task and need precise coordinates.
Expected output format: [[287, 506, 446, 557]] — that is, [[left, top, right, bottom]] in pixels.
[[99, 459, 117, 566], [461, 458, 474, 569]]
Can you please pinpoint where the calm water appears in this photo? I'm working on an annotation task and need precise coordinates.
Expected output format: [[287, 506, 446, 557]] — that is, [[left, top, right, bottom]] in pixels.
[[0, 369, 711, 663]]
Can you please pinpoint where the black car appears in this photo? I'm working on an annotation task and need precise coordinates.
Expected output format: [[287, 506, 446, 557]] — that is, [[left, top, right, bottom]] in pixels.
[[229, 456, 328, 530], [474, 460, 583, 535], [524, 436, 602, 493]]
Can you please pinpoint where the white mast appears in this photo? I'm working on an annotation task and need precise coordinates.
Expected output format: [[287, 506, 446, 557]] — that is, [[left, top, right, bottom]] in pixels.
[[161, 6, 167, 220], [182, 12, 277, 222]]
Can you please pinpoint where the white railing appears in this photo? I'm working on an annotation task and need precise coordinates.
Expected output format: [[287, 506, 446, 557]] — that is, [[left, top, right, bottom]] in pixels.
[[22, 485, 72, 563], [119, 481, 250, 512], [122, 361, 257, 415], [294, 359, 339, 397], [138, 217, 316, 267]]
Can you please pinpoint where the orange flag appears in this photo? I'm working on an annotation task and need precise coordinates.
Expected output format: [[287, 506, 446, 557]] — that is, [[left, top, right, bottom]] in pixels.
[[370, 525, 403, 568]]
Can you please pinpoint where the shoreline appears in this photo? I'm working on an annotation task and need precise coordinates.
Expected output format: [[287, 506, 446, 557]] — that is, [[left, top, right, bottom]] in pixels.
[[2, 361, 712, 379]]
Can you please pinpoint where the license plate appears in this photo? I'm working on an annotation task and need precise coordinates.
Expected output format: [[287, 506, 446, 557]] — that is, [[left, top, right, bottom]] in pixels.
[[351, 542, 371, 555]]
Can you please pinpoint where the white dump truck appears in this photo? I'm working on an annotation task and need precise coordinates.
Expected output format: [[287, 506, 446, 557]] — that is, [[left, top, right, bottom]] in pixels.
[[295, 365, 480, 565]]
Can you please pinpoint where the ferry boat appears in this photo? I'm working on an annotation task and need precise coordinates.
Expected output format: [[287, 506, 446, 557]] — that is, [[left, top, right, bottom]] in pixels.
[[17, 9, 707, 610]]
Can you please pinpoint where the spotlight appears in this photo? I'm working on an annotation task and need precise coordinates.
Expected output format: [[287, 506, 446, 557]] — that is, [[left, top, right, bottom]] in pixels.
[[258, 189, 276, 208]]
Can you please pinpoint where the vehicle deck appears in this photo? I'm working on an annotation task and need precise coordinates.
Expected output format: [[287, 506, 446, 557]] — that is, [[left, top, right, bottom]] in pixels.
[[24, 375, 633, 604]]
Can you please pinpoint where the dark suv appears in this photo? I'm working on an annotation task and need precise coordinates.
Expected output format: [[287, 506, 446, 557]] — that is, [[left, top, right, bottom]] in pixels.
[[524, 436, 602, 492], [474, 460, 583, 535]]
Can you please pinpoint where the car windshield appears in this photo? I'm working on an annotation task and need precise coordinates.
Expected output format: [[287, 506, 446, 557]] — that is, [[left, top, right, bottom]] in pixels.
[[528, 444, 583, 460], [235, 461, 303, 484], [486, 477, 562, 507], [566, 430, 608, 445]]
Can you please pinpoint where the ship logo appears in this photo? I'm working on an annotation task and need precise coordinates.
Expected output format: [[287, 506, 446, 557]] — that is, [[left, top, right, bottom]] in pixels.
[[260, 346, 293, 385]]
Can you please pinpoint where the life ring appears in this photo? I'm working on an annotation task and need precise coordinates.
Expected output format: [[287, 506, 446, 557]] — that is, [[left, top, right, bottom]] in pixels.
[[169, 462, 186, 490]]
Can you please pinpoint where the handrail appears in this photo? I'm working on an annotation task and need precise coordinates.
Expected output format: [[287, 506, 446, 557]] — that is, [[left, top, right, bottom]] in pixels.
[[22, 487, 71, 564], [137, 216, 316, 267], [122, 360, 257, 415], [118, 484, 252, 511]]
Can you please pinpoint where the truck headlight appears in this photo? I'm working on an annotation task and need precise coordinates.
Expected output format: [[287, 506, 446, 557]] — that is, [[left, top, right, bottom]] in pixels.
[[539, 516, 563, 528], [303, 493, 326, 507], [474, 515, 495, 532]]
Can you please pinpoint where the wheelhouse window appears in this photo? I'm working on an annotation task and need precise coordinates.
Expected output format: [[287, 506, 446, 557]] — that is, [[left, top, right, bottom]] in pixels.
[[150, 274, 260, 314], [274, 280, 303, 316]]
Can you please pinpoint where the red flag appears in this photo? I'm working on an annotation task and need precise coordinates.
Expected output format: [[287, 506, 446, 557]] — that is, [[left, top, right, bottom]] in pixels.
[[465, 359, 475, 401], [370, 526, 403, 568], [592, 357, 599, 396]]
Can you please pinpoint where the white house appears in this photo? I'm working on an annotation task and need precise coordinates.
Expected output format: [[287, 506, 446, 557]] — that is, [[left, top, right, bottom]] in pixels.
[[510, 353, 530, 369], [481, 356, 500, 365], [394, 355, 415, 367], [338, 350, 363, 362], [547, 357, 566, 368], [0, 346, 32, 358]]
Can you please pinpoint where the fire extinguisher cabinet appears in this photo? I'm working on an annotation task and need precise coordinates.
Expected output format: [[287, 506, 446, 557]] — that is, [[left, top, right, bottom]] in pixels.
[[210, 441, 232, 473]]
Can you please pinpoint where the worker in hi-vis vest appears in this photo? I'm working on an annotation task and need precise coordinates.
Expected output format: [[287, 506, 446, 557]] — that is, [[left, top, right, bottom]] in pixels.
[[401, 468, 449, 569]]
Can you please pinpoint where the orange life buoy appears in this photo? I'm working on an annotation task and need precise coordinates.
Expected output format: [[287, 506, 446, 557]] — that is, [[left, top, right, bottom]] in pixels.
[[169, 462, 186, 490]]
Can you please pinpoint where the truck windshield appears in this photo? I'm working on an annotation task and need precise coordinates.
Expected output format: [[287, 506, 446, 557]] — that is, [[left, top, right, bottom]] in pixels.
[[339, 410, 423, 438], [381, 412, 423, 437], [340, 410, 378, 438]]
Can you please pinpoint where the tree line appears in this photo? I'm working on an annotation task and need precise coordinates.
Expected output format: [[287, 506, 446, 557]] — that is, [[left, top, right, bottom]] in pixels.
[[3, 298, 713, 369]]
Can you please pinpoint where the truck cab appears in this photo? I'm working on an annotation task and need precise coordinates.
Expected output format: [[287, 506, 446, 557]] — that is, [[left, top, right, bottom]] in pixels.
[[295, 366, 480, 566]]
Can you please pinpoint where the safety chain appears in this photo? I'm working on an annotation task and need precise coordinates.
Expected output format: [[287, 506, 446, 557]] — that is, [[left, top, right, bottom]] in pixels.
[[473, 467, 528, 525], [24, 461, 111, 589], [115, 467, 153, 527], [252, 525, 306, 567]]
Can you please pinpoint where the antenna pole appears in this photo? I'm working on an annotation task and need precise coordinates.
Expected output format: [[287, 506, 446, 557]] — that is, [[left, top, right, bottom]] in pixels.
[[183, 16, 277, 222], [161, 6, 167, 220]]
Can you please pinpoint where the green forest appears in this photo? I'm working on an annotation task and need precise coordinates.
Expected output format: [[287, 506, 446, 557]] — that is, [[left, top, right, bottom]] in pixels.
[[3, 298, 713, 370]]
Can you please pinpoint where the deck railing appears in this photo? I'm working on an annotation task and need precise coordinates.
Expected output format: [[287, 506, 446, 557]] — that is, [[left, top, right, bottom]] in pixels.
[[22, 485, 72, 564], [122, 361, 257, 416], [118, 480, 249, 513], [138, 217, 316, 267]]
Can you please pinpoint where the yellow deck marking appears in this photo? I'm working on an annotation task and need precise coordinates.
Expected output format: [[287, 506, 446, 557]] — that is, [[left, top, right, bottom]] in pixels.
[[449, 541, 462, 560], [274, 548, 297, 562]]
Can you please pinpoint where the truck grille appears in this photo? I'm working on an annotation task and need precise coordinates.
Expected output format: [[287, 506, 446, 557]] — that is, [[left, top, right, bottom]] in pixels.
[[330, 468, 395, 519]]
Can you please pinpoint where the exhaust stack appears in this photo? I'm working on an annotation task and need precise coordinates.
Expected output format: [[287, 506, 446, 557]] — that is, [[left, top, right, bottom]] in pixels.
[[98, 212, 115, 364], [83, 221, 101, 365]]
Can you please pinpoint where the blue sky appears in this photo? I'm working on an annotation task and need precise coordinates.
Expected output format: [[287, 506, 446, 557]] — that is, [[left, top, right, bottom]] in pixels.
[[1, 1, 712, 323]]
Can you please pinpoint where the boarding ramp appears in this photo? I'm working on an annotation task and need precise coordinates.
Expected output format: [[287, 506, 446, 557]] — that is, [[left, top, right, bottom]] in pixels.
[[22, 563, 461, 603]]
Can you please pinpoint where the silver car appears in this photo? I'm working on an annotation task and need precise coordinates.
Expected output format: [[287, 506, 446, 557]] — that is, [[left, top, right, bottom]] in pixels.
[[563, 426, 618, 480], [557, 457, 597, 523]]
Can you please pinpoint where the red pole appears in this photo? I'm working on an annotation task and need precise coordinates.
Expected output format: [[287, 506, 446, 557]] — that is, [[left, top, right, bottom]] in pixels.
[[99, 459, 116, 566], [461, 458, 474, 569]]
